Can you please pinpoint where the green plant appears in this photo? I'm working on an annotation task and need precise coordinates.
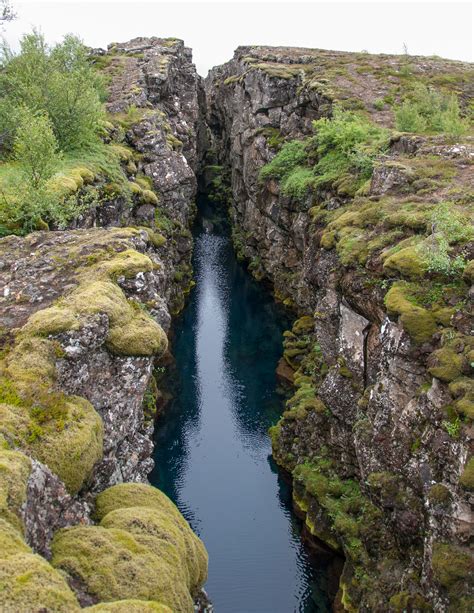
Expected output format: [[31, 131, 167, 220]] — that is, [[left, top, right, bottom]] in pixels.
[[443, 417, 461, 438], [0, 32, 104, 151], [259, 140, 307, 182], [395, 84, 469, 137], [418, 202, 472, 277]]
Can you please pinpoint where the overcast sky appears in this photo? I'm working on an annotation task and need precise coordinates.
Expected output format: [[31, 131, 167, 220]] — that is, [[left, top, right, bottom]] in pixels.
[[3, 1, 473, 75]]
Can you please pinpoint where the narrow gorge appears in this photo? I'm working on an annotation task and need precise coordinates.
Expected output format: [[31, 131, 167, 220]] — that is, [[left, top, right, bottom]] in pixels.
[[0, 36, 472, 613]]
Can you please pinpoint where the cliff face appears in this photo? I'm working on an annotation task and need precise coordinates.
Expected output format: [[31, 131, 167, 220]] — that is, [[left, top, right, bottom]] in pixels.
[[0, 38, 208, 611], [205, 46, 473, 610]]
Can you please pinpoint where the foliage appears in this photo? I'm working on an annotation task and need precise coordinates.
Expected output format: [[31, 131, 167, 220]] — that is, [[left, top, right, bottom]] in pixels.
[[418, 202, 472, 277], [259, 140, 307, 182], [13, 107, 59, 189], [395, 84, 469, 137], [0, 31, 104, 151], [0, 31, 132, 235], [311, 108, 390, 189], [259, 109, 389, 201]]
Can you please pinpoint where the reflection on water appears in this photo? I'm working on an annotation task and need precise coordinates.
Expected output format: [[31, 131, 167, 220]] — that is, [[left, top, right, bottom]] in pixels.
[[150, 201, 334, 612]]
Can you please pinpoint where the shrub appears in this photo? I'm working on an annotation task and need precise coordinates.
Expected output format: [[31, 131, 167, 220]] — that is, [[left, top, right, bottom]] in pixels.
[[395, 84, 469, 137], [0, 32, 104, 151], [259, 140, 307, 182], [258, 109, 389, 201], [418, 202, 472, 277], [13, 107, 59, 188]]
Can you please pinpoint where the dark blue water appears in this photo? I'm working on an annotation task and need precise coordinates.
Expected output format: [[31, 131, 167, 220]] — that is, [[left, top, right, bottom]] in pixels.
[[150, 201, 335, 612]]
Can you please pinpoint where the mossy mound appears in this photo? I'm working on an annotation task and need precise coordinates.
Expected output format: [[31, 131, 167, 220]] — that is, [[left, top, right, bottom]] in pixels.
[[0, 395, 103, 495], [383, 245, 427, 279], [384, 282, 437, 343], [53, 483, 208, 613], [85, 601, 172, 612], [52, 525, 196, 613], [94, 483, 182, 520], [0, 518, 31, 558], [0, 449, 31, 531], [432, 543, 473, 597], [0, 552, 80, 612], [428, 346, 464, 382], [95, 483, 207, 588], [101, 506, 207, 590]]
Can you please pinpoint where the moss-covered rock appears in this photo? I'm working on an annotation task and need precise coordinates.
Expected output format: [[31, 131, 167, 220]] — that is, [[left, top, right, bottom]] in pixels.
[[459, 457, 474, 491], [0, 552, 80, 612], [100, 506, 207, 590], [0, 518, 31, 558], [52, 525, 196, 613], [428, 347, 464, 382], [52, 483, 208, 612], [384, 283, 437, 343], [432, 543, 473, 594], [0, 397, 103, 495], [428, 483, 452, 506], [0, 449, 31, 531], [85, 601, 172, 613], [383, 245, 427, 278]]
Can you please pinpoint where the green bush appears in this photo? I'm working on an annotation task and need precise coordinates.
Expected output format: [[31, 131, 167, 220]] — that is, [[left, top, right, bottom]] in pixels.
[[13, 107, 59, 189], [0, 31, 104, 152], [395, 84, 469, 137], [259, 140, 307, 182], [418, 202, 472, 277], [258, 109, 389, 201]]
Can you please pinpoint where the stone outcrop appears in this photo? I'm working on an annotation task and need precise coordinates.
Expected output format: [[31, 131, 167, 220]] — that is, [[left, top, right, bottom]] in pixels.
[[205, 46, 473, 610], [0, 37, 208, 611]]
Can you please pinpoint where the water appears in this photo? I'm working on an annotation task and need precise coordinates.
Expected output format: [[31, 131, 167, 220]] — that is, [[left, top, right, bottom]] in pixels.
[[150, 200, 336, 612]]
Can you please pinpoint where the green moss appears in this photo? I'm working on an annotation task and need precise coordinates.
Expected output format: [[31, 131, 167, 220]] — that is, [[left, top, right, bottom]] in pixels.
[[432, 543, 473, 592], [428, 347, 464, 382], [0, 398, 103, 495], [135, 175, 153, 190], [85, 601, 172, 612], [428, 483, 452, 505], [52, 489, 208, 613], [94, 483, 186, 521], [0, 449, 31, 531], [22, 306, 79, 337], [459, 458, 474, 491], [0, 517, 31, 558], [383, 245, 427, 278], [385, 282, 437, 343], [141, 189, 159, 206], [389, 591, 431, 611], [0, 552, 80, 611], [100, 506, 207, 590], [320, 230, 336, 250]]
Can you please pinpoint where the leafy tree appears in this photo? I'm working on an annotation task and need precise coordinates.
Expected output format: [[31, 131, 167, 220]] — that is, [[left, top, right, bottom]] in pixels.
[[0, 31, 104, 152], [13, 107, 59, 189]]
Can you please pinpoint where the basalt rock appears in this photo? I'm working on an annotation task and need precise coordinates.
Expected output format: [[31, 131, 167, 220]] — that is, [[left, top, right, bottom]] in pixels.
[[0, 37, 208, 611], [205, 46, 473, 610]]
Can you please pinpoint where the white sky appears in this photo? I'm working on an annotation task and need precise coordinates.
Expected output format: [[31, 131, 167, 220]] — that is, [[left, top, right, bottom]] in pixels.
[[3, 1, 473, 76]]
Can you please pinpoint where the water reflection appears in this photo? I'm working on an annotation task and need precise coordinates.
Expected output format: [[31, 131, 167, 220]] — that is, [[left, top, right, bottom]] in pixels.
[[150, 200, 334, 612]]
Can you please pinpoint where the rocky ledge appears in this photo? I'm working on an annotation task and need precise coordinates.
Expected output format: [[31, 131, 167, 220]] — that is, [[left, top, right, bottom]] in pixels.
[[0, 38, 208, 612], [205, 46, 473, 610]]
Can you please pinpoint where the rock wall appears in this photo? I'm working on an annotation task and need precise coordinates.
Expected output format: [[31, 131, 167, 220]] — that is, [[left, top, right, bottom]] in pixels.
[[205, 46, 473, 610], [0, 38, 208, 611]]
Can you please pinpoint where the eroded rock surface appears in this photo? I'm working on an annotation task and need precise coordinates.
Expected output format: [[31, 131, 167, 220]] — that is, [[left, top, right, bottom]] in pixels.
[[205, 46, 473, 611]]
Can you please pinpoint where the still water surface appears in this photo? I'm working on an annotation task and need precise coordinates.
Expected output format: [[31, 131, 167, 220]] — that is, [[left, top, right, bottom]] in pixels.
[[150, 203, 333, 612]]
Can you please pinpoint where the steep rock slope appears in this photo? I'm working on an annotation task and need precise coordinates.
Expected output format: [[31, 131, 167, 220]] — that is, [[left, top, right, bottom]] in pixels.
[[205, 46, 473, 611], [0, 38, 208, 611]]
